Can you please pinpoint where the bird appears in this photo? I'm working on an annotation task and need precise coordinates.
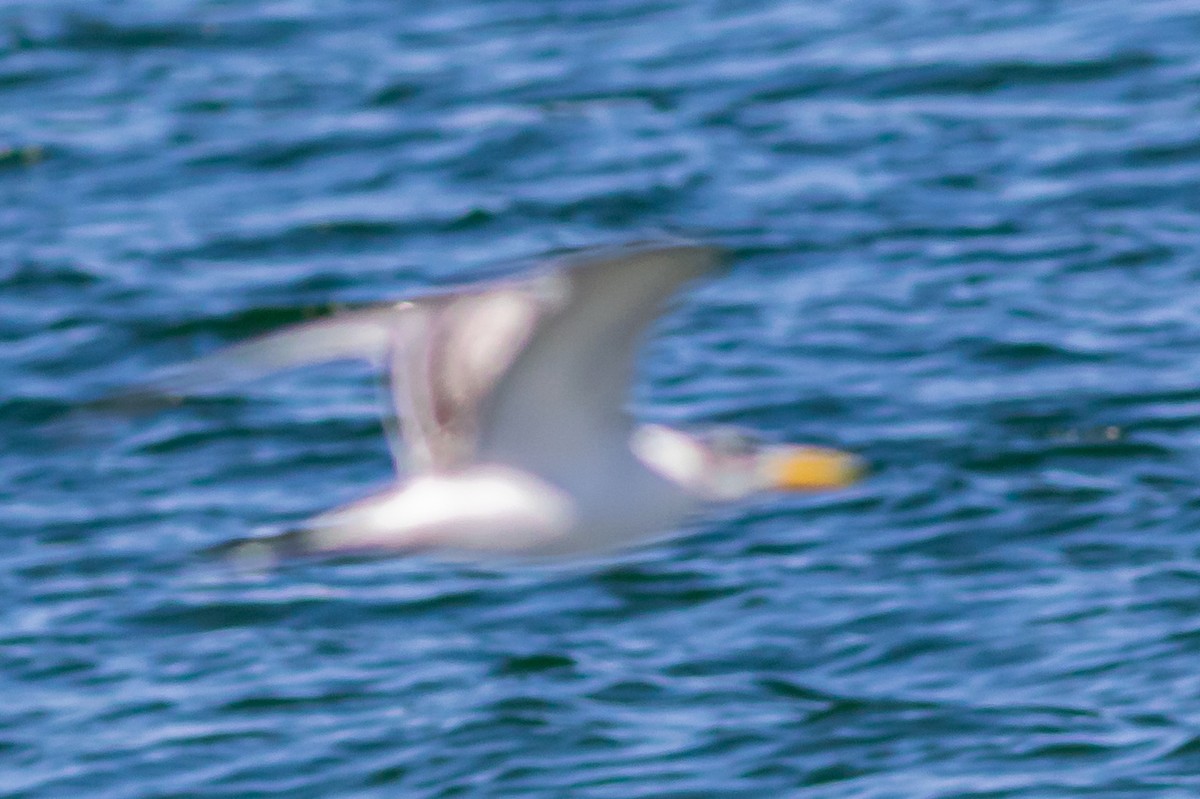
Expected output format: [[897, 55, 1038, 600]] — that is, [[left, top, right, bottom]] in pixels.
[[117, 242, 861, 565]]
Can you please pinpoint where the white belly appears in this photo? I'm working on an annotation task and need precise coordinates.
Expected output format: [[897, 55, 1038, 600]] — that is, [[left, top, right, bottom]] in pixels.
[[306, 466, 576, 555]]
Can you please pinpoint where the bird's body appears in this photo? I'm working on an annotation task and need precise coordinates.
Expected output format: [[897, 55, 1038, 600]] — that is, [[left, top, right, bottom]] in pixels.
[[305, 467, 577, 556], [299, 457, 692, 559], [124, 242, 860, 564]]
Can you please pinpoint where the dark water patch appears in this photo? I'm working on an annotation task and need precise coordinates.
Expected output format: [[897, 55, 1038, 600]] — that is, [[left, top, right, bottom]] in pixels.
[[338, 585, 500, 621], [590, 563, 743, 612], [1, 396, 84, 430], [1094, 241, 1179, 271], [367, 79, 425, 108], [1160, 732, 1200, 764], [860, 51, 1161, 98], [587, 677, 669, 705], [1104, 386, 1200, 412], [717, 65, 847, 109], [755, 677, 839, 711], [1046, 439, 1174, 461], [0, 142, 50, 170], [48, 14, 209, 51], [93, 697, 175, 724], [220, 688, 367, 715], [5, 8, 307, 53], [963, 437, 1173, 476], [0, 257, 105, 291], [493, 652, 577, 676], [363, 762, 411, 787], [11, 651, 98, 681], [126, 596, 323, 632], [1062, 541, 1170, 571], [1123, 132, 1200, 169], [183, 127, 417, 173], [1020, 510, 1123, 541], [969, 338, 1112, 366], [172, 220, 423, 263]]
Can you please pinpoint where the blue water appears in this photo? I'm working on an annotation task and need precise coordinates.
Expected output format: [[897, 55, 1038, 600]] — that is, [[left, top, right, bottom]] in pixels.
[[6, 1, 1200, 796]]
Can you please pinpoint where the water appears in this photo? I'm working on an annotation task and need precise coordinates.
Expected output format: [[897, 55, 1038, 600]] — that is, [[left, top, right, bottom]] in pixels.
[[5, 0, 1200, 796]]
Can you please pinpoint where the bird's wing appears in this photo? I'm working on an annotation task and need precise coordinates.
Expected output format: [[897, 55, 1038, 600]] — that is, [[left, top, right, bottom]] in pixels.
[[476, 243, 725, 483], [84, 305, 405, 419], [385, 278, 558, 472], [93, 278, 557, 474], [92, 243, 717, 479]]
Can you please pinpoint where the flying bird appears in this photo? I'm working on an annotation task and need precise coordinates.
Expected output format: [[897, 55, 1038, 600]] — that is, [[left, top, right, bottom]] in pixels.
[[118, 243, 861, 564]]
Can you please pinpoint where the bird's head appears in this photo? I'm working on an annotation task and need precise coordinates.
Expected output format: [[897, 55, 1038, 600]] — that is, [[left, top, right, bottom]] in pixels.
[[630, 424, 863, 501]]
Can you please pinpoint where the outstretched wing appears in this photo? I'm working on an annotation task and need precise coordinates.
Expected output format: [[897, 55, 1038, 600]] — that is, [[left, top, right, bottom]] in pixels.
[[82, 305, 404, 418], [476, 243, 725, 484], [91, 242, 718, 481], [91, 276, 559, 474]]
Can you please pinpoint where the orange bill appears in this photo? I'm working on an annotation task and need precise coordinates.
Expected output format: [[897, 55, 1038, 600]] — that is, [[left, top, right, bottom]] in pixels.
[[766, 445, 864, 491]]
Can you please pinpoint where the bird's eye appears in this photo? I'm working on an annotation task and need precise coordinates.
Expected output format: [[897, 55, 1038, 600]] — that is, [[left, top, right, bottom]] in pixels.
[[705, 427, 760, 457]]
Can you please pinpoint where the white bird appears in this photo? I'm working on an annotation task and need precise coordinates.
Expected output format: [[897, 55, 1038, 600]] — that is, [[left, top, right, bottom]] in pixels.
[[122, 242, 861, 564]]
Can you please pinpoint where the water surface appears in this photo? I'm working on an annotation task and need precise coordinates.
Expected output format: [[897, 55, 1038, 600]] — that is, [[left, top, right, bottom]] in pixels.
[[5, 1, 1200, 796]]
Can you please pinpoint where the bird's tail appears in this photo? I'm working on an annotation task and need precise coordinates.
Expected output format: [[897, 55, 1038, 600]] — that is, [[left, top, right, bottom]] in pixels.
[[201, 517, 435, 570]]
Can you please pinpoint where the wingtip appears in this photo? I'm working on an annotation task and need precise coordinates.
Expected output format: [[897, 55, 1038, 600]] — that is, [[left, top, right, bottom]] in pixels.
[[548, 237, 727, 271]]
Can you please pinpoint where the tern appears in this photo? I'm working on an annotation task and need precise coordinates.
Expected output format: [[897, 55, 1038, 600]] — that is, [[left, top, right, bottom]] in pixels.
[[120, 243, 861, 563]]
